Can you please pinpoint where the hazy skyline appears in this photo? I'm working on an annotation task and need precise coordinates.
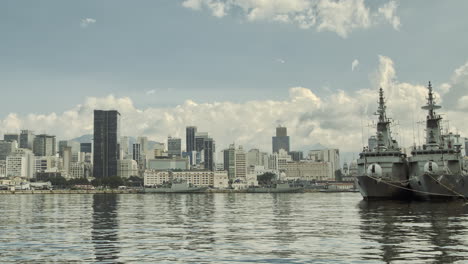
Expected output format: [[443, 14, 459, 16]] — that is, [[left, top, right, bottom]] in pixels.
[[1, 0, 468, 152]]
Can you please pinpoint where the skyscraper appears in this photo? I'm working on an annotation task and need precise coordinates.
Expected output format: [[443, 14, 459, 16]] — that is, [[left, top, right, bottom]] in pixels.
[[33, 134, 56, 157], [93, 110, 121, 178], [223, 144, 236, 179], [80, 143, 92, 153], [168, 137, 182, 158], [272, 126, 290, 154], [4, 134, 19, 143], [186, 126, 197, 153], [19, 130, 35, 150], [203, 138, 215, 171]]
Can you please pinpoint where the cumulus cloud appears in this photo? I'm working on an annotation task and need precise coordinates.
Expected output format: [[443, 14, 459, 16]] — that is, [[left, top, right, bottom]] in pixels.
[[80, 18, 96, 28], [351, 59, 359, 71], [146, 89, 156, 95], [2, 56, 468, 153], [181, 0, 401, 37]]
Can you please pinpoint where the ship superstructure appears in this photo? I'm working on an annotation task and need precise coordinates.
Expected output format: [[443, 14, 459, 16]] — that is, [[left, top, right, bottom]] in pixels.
[[408, 82, 467, 200], [356, 88, 411, 200]]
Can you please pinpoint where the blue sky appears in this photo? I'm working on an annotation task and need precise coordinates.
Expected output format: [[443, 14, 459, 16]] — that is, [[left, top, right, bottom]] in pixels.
[[1, 0, 468, 152]]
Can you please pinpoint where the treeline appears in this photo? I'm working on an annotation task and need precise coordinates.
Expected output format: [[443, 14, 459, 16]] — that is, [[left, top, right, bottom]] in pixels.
[[34, 175, 143, 189]]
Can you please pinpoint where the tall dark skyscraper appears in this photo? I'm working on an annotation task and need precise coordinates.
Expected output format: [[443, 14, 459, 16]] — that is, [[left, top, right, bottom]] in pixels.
[[19, 130, 35, 150], [33, 134, 56, 156], [186, 126, 197, 153], [272, 126, 290, 153], [4, 134, 19, 143], [203, 138, 215, 171], [80, 143, 92, 153], [93, 110, 120, 178]]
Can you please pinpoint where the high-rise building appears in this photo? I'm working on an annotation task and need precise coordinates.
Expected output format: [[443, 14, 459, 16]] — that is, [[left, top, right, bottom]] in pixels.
[[203, 138, 215, 171], [6, 148, 34, 179], [4, 134, 19, 143], [186, 126, 197, 153], [290, 151, 304, 162], [120, 136, 129, 159], [308, 149, 340, 180], [272, 126, 290, 154], [195, 132, 208, 152], [80, 143, 92, 153], [133, 143, 142, 163], [223, 144, 236, 179], [33, 134, 56, 157], [59, 141, 80, 158], [19, 130, 35, 150], [63, 146, 72, 178], [235, 146, 247, 179], [93, 110, 121, 178], [168, 137, 182, 158], [0, 140, 17, 160]]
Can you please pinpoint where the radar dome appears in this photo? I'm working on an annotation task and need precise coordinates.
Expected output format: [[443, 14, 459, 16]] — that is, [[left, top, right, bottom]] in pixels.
[[424, 161, 439, 173], [367, 163, 382, 176]]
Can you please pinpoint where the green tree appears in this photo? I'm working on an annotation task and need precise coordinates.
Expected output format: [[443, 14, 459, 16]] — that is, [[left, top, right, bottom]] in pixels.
[[257, 172, 276, 186]]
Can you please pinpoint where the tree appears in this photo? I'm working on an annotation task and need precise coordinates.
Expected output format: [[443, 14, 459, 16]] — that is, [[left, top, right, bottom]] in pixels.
[[257, 172, 276, 186]]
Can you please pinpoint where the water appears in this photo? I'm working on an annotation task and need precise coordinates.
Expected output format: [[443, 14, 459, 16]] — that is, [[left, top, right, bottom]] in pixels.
[[1, 193, 468, 263]]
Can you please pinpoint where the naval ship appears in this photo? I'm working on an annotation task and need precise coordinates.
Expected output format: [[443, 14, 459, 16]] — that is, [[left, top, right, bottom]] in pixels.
[[408, 82, 467, 200], [143, 179, 208, 193], [356, 88, 412, 200]]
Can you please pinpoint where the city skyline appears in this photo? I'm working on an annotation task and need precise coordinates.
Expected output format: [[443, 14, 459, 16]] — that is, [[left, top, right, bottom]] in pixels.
[[1, 1, 468, 153]]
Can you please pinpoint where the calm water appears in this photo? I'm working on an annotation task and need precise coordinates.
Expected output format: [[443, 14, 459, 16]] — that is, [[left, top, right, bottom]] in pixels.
[[1, 193, 468, 263]]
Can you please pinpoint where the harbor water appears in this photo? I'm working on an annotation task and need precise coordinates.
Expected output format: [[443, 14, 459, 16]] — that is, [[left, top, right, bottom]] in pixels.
[[1, 193, 468, 263]]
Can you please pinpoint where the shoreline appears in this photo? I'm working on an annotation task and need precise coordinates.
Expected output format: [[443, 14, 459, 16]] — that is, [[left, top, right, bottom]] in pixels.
[[0, 189, 357, 195]]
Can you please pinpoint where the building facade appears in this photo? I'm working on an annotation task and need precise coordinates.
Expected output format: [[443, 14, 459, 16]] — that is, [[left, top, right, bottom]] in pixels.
[[93, 110, 121, 178], [186, 126, 197, 153], [272, 126, 290, 154], [117, 159, 138, 179], [33, 134, 56, 157], [168, 137, 182, 158]]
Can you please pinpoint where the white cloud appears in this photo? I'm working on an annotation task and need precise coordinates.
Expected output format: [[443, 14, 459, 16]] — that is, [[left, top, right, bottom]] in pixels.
[[276, 58, 286, 64], [2, 56, 468, 153], [80, 18, 96, 28], [181, 0, 401, 37], [146, 89, 156, 95], [351, 59, 359, 71]]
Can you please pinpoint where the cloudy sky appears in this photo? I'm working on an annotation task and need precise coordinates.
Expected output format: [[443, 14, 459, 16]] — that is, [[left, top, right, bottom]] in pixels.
[[1, 0, 468, 153]]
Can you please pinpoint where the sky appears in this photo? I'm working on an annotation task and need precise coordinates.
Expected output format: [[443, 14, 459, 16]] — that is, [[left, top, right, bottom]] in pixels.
[[1, 0, 468, 153]]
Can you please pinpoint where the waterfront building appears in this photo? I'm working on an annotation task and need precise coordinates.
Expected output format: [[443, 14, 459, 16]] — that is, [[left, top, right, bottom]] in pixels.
[[144, 170, 171, 186], [268, 149, 292, 173], [69, 162, 85, 179], [35, 156, 60, 173], [272, 126, 290, 154], [168, 137, 182, 158], [308, 149, 341, 180], [172, 171, 213, 187], [284, 161, 331, 181], [93, 110, 121, 178], [6, 149, 34, 179], [19, 130, 35, 150], [33, 134, 56, 157], [186, 126, 197, 153], [214, 171, 229, 188], [117, 159, 139, 179], [0, 140, 17, 160], [4, 134, 19, 143], [147, 157, 189, 171]]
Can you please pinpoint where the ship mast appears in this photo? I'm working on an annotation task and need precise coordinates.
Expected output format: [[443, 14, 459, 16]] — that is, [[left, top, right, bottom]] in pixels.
[[375, 88, 398, 151], [421, 81, 442, 147]]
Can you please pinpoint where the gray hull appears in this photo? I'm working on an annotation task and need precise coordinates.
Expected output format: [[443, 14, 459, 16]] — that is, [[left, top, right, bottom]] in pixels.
[[356, 175, 412, 200], [409, 174, 468, 200], [246, 187, 304, 193]]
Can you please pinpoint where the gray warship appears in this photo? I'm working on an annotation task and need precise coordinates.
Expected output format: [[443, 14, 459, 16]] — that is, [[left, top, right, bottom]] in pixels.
[[356, 88, 412, 200], [246, 182, 303, 193], [143, 179, 208, 193], [408, 82, 467, 200]]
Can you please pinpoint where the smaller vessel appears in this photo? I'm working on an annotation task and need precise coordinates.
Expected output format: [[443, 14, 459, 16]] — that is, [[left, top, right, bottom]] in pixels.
[[246, 182, 303, 193], [143, 179, 208, 193]]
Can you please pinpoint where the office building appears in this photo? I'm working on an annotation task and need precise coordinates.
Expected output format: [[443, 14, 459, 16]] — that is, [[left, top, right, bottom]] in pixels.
[[4, 134, 19, 143], [284, 161, 331, 181], [6, 148, 34, 179], [118, 159, 138, 179], [203, 138, 215, 171], [33, 134, 56, 157], [308, 149, 341, 180], [223, 144, 236, 179], [147, 157, 189, 171], [0, 140, 17, 160], [19, 130, 35, 150], [186, 126, 197, 153], [168, 137, 182, 158], [93, 110, 121, 178], [80, 143, 92, 154], [195, 132, 208, 152], [272, 126, 290, 153], [290, 151, 304, 162]]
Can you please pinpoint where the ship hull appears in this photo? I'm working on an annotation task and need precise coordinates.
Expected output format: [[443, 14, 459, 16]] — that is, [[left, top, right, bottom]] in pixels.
[[143, 187, 208, 193], [408, 174, 468, 200], [246, 187, 304, 193], [356, 175, 412, 200]]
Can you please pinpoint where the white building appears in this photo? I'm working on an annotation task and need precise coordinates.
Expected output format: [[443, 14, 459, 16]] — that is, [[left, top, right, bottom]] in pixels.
[[308, 149, 340, 180], [213, 171, 229, 189], [6, 148, 34, 179], [118, 159, 138, 179], [284, 161, 331, 181], [69, 162, 85, 179], [144, 170, 171, 186], [0, 160, 6, 178], [235, 146, 247, 179], [35, 156, 60, 173], [172, 171, 213, 187]]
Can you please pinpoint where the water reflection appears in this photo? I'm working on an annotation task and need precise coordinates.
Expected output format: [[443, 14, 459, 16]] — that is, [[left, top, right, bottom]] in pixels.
[[92, 194, 121, 263], [358, 200, 468, 263]]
